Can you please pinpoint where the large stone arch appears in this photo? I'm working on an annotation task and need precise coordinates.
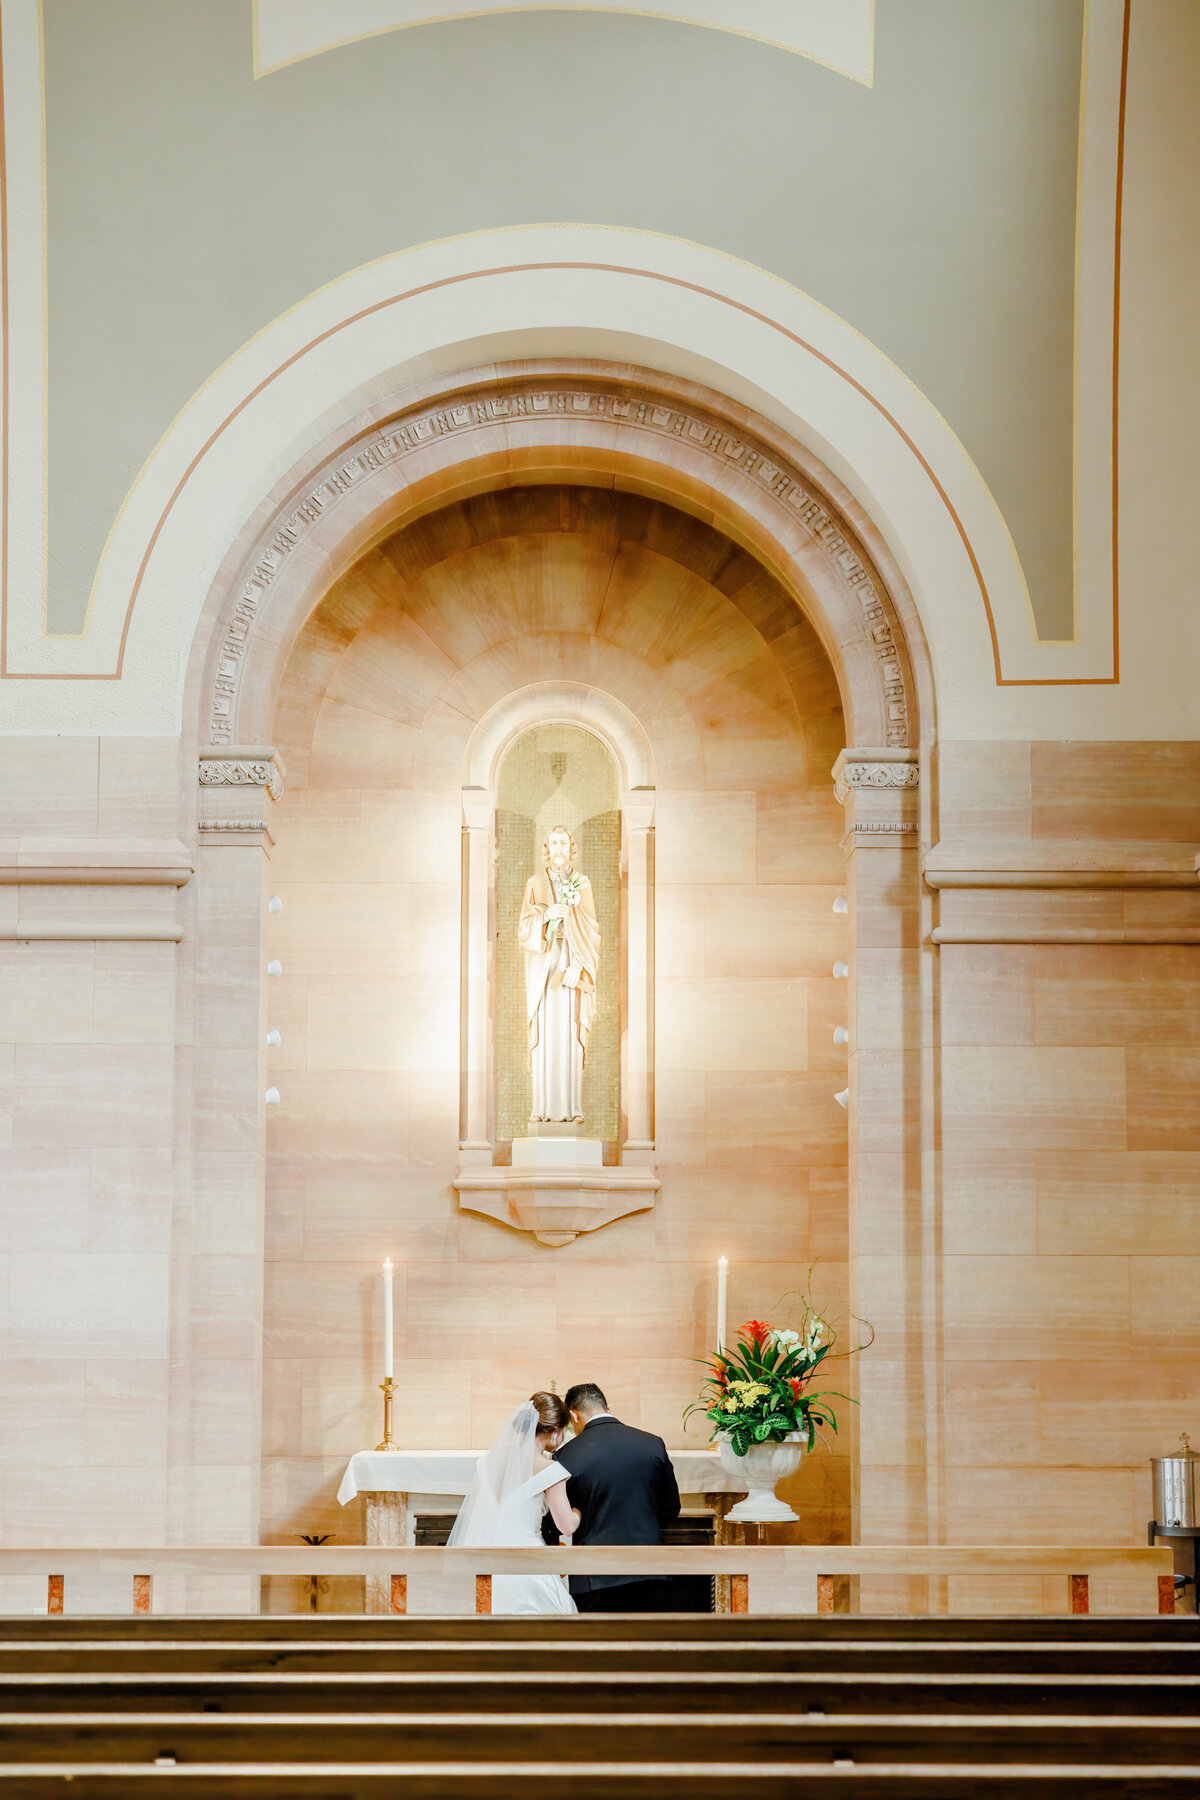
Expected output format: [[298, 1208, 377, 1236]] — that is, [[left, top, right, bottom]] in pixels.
[[184, 356, 938, 1575], [184, 362, 934, 761]]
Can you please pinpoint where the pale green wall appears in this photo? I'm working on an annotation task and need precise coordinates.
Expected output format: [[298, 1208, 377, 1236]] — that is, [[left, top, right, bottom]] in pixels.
[[43, 0, 1083, 634]]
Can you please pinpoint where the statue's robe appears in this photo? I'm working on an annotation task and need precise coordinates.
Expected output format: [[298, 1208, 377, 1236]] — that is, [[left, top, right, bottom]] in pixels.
[[518, 865, 600, 1123]]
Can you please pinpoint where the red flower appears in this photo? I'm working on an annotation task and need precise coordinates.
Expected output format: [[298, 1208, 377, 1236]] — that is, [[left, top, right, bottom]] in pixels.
[[788, 1376, 805, 1400], [743, 1319, 772, 1347]]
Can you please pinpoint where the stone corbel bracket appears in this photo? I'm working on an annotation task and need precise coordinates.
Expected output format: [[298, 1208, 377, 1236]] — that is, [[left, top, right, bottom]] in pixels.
[[198, 746, 285, 849], [454, 1164, 660, 1250]]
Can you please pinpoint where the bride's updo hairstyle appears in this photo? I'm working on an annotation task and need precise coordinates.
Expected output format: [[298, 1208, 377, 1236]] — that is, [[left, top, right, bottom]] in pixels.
[[529, 1391, 569, 1440]]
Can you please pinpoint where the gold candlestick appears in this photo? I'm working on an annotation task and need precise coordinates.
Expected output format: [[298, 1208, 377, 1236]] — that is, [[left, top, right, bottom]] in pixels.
[[375, 1376, 400, 1451]]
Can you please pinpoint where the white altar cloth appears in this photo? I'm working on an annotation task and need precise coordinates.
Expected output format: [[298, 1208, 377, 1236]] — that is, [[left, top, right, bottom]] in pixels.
[[337, 1447, 742, 1508]]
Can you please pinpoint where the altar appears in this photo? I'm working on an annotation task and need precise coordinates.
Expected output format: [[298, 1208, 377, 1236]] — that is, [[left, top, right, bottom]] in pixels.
[[338, 1448, 750, 1613]]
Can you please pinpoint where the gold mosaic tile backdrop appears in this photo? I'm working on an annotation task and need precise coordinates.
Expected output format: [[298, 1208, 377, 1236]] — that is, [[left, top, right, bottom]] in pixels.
[[496, 723, 620, 1143]]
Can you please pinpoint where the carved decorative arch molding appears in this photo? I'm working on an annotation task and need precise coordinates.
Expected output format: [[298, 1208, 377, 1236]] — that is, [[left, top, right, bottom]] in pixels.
[[204, 370, 917, 753]]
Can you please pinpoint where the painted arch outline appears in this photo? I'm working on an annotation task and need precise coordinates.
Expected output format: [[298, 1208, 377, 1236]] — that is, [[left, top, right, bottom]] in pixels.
[[0, 224, 1106, 734]]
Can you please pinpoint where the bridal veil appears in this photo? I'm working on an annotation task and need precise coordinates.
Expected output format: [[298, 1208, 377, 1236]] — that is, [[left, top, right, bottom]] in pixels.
[[447, 1400, 540, 1546]]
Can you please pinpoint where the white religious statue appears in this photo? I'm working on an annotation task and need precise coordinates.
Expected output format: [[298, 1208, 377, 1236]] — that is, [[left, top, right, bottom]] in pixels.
[[519, 826, 600, 1124]]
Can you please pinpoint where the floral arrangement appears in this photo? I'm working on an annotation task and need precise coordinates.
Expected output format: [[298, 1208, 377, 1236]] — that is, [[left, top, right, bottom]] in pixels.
[[685, 1291, 860, 1457]]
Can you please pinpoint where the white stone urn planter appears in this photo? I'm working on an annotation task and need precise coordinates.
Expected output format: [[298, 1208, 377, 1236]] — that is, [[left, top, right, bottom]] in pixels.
[[717, 1431, 806, 1523]]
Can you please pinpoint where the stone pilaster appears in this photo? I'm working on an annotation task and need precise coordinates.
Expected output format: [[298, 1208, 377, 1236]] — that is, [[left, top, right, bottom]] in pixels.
[[834, 747, 934, 1609], [178, 745, 284, 1606]]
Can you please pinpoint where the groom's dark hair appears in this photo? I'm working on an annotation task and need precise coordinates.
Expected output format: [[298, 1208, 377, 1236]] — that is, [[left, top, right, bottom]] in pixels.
[[564, 1382, 608, 1415]]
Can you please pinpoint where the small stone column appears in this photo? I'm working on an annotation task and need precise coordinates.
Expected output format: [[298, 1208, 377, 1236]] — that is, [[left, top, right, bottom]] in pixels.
[[460, 787, 495, 1159], [621, 787, 655, 1158]]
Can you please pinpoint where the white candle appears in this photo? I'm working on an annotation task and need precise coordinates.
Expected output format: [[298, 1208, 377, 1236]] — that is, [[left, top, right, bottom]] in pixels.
[[716, 1255, 728, 1353], [381, 1258, 394, 1379]]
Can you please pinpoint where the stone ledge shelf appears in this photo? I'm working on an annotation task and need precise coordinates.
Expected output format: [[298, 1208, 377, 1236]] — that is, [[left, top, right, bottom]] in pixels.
[[925, 839, 1200, 889], [926, 839, 1200, 946], [0, 838, 193, 940], [454, 1158, 659, 1248], [0, 838, 194, 885]]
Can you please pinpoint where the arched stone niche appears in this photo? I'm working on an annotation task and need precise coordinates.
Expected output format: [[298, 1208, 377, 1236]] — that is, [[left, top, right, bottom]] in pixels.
[[262, 476, 861, 1260], [456, 689, 659, 1248]]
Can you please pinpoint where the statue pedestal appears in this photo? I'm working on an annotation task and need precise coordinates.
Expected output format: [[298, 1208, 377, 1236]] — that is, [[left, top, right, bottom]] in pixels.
[[512, 1135, 602, 1168], [454, 1136, 657, 1246]]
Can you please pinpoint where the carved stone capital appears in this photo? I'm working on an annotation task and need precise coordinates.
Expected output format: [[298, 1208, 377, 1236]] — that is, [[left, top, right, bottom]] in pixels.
[[833, 750, 920, 806], [460, 786, 495, 832], [833, 746, 920, 850], [621, 786, 656, 833], [199, 748, 284, 802]]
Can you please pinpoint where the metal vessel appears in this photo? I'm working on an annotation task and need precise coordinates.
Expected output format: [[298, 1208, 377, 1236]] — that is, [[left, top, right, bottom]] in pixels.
[[1152, 1433, 1199, 1527]]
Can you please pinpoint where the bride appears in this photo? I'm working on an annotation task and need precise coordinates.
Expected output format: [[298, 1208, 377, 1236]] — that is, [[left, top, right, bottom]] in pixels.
[[448, 1391, 580, 1615]]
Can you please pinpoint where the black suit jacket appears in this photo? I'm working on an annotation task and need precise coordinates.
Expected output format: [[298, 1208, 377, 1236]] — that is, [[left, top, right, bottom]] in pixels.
[[540, 1415, 681, 1592]]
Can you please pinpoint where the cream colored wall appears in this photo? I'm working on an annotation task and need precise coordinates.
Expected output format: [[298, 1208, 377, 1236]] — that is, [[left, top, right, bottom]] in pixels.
[[0, 737, 269, 1608], [0, 572, 1197, 1610], [0, 3, 1196, 1612], [260, 483, 852, 1548], [923, 739, 1200, 1613], [0, 744, 178, 1567]]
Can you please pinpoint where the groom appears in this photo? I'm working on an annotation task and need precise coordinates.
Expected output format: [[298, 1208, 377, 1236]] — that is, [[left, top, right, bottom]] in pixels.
[[542, 1381, 681, 1611]]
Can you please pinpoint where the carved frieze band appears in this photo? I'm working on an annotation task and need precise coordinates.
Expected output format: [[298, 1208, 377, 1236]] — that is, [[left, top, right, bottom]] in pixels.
[[208, 382, 912, 749], [197, 818, 276, 846], [834, 760, 920, 805], [199, 759, 283, 801], [840, 822, 918, 852]]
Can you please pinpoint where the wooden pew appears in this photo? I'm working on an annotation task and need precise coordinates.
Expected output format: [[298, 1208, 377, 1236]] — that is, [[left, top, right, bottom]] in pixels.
[[0, 1711, 1199, 1767], [0, 1760, 1195, 1796], [0, 1586, 1193, 1798]]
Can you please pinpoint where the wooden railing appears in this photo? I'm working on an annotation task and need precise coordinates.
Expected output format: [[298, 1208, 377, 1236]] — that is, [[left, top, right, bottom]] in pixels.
[[1, 1542, 1176, 1617]]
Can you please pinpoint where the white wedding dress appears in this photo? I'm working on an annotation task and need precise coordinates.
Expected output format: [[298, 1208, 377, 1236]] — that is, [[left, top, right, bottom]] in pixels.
[[447, 1402, 577, 1616]]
